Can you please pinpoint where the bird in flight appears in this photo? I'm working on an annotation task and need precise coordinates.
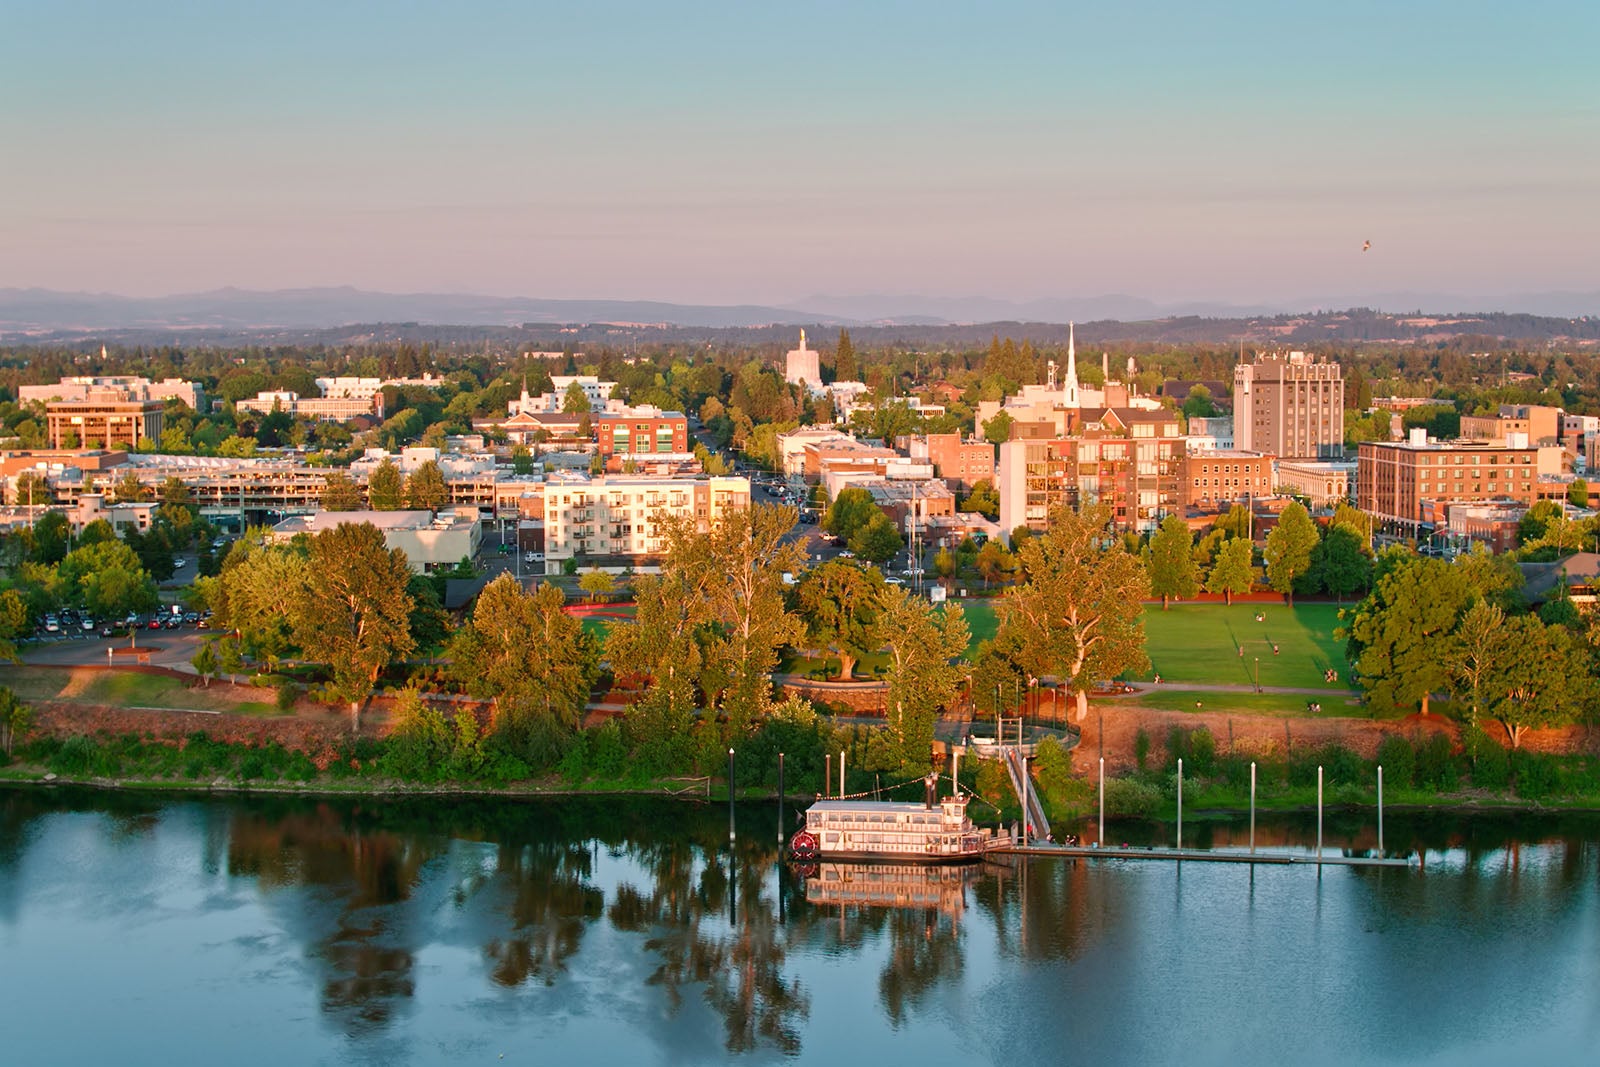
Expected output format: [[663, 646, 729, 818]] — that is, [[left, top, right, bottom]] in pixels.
[[1362, 240, 1371, 252]]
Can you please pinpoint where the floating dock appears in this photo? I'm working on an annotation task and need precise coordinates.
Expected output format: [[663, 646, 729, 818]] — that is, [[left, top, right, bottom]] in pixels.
[[994, 843, 1415, 868]]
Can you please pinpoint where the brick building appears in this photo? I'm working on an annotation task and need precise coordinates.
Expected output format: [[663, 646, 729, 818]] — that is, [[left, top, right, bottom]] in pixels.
[[1179, 451, 1273, 508]]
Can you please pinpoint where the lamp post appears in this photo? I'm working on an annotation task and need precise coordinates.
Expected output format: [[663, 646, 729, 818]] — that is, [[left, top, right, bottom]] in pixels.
[[1254, 656, 1260, 694]]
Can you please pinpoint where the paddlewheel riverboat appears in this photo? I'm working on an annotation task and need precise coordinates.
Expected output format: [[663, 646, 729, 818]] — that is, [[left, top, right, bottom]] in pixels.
[[789, 793, 1007, 864]]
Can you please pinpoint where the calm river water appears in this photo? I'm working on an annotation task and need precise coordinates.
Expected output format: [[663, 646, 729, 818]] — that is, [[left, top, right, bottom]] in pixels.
[[2, 788, 1598, 1066]]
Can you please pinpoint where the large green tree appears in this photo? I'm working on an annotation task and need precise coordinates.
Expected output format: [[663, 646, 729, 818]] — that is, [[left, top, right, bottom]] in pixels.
[[848, 512, 903, 565], [877, 589, 969, 770], [795, 560, 885, 680], [999, 504, 1149, 721], [823, 487, 880, 542], [404, 460, 448, 511], [834, 328, 858, 382], [292, 522, 416, 728], [1308, 524, 1372, 601], [366, 459, 404, 511], [320, 471, 362, 511], [1264, 502, 1317, 603], [1205, 537, 1255, 605], [1481, 614, 1591, 747], [1342, 556, 1470, 716], [1145, 514, 1198, 609], [449, 575, 597, 760]]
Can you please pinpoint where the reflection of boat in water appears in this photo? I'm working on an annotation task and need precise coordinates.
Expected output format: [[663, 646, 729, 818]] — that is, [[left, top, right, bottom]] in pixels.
[[804, 861, 979, 917], [789, 794, 1009, 864]]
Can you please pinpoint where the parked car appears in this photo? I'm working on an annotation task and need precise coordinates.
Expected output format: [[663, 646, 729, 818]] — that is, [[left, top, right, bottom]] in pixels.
[[80, 617, 96, 632], [183, 612, 199, 625], [147, 618, 164, 631], [99, 623, 121, 638], [173, 558, 187, 569], [43, 616, 60, 634]]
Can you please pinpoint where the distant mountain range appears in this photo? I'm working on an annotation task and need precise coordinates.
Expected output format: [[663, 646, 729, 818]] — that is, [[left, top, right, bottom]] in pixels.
[[0, 286, 1596, 344]]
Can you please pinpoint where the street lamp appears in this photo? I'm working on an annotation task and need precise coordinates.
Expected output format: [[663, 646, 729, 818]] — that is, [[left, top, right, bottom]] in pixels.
[[1254, 656, 1260, 694]]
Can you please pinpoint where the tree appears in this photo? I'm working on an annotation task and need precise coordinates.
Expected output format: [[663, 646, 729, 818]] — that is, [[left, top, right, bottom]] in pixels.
[[30, 510, 70, 565], [1181, 385, 1218, 420], [366, 459, 404, 511], [1146, 514, 1198, 609], [960, 479, 1000, 519], [562, 381, 591, 414], [160, 477, 193, 506], [191, 641, 219, 688], [657, 503, 805, 737], [404, 460, 448, 511], [999, 504, 1149, 721], [877, 589, 969, 770], [834, 328, 858, 381], [320, 471, 362, 511], [1518, 500, 1563, 546], [1482, 614, 1591, 748], [0, 686, 30, 758], [1264, 503, 1317, 603], [1205, 537, 1255, 605], [511, 444, 535, 475], [1342, 556, 1470, 717], [795, 560, 885, 680], [215, 435, 257, 458], [974, 540, 1015, 589], [292, 522, 416, 728], [1445, 599, 1507, 730], [114, 469, 148, 504], [578, 569, 616, 603], [1570, 478, 1590, 508], [0, 589, 27, 663], [14, 471, 51, 507], [981, 411, 1014, 444], [1308, 524, 1372, 601], [823, 487, 880, 542], [210, 543, 309, 670], [449, 576, 598, 759], [849, 512, 903, 564], [59, 540, 157, 643], [932, 547, 958, 588]]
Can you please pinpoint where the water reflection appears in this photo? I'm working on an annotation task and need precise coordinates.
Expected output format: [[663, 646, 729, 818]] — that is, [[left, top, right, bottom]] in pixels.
[[3, 788, 1600, 1065]]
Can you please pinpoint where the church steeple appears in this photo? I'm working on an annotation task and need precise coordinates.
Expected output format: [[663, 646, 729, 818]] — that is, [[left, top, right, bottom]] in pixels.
[[1062, 321, 1079, 408]]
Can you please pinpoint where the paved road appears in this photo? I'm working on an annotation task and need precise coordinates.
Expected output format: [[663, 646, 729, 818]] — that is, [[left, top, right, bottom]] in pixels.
[[19, 629, 206, 671]]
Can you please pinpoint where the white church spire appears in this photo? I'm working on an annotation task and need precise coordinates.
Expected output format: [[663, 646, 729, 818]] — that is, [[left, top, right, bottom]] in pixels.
[[1063, 321, 1079, 408]]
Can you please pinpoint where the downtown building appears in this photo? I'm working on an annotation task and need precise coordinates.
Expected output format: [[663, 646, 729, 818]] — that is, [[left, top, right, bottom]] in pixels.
[[540, 474, 751, 572], [1233, 351, 1344, 460], [997, 407, 1183, 539], [1356, 430, 1559, 532]]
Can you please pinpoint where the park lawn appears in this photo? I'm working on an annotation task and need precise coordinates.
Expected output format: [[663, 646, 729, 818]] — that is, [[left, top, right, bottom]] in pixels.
[[779, 651, 891, 679], [0, 666, 278, 716], [958, 599, 999, 654], [1131, 688, 1365, 717], [1138, 602, 1352, 690]]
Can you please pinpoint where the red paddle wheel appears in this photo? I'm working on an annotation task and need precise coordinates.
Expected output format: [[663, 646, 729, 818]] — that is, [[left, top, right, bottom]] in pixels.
[[788, 829, 819, 861]]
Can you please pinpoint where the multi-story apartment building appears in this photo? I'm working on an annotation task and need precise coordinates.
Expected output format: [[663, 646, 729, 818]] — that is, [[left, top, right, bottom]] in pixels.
[[908, 433, 996, 491], [46, 397, 164, 450], [1459, 404, 1562, 445], [540, 474, 750, 572], [594, 410, 689, 459], [1356, 432, 1553, 530], [1233, 351, 1344, 459], [1179, 451, 1273, 509], [997, 407, 1182, 538]]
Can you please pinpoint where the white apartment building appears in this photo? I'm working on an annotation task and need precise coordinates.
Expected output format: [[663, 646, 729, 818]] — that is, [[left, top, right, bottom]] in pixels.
[[540, 474, 750, 572], [19, 375, 206, 411]]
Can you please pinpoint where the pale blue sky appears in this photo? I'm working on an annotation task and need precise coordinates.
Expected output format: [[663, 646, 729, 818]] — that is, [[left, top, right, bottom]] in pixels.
[[1, 1, 1596, 306]]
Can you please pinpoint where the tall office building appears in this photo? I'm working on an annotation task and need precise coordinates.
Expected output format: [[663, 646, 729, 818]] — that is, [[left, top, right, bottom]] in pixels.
[[1233, 351, 1344, 459]]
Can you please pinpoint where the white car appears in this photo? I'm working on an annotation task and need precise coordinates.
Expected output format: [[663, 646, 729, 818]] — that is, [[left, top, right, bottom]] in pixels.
[[173, 558, 187, 569]]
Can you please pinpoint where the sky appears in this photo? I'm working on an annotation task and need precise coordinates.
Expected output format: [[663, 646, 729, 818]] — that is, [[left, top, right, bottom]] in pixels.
[[2, 1, 1597, 310]]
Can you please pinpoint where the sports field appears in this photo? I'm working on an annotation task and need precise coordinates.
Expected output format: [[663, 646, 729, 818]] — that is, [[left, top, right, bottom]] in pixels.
[[1138, 603, 1351, 689]]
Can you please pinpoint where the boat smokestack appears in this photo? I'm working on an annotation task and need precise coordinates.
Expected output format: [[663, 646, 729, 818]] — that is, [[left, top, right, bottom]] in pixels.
[[924, 772, 937, 809]]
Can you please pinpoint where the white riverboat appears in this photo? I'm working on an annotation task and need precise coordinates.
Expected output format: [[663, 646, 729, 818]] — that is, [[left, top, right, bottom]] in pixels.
[[789, 795, 1007, 864]]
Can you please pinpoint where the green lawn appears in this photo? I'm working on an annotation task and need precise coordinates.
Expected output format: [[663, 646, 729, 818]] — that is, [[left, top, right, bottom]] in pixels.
[[0, 666, 278, 715], [1138, 603, 1352, 689], [958, 599, 999, 653], [1131, 688, 1363, 716]]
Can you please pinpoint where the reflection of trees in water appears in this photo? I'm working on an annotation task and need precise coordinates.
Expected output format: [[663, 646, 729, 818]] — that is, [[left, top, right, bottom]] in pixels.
[[481, 841, 603, 987], [610, 834, 810, 1054], [226, 800, 439, 1036], [877, 905, 963, 1026]]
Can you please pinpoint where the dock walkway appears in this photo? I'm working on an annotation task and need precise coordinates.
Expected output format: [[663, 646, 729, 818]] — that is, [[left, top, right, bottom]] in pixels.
[[993, 843, 1414, 868]]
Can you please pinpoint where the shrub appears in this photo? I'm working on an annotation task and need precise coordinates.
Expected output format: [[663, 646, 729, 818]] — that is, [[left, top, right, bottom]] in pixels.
[[275, 682, 300, 713], [590, 721, 627, 780], [1463, 727, 1510, 791], [1289, 743, 1366, 789], [557, 731, 590, 783], [1133, 729, 1151, 772], [1512, 750, 1559, 800], [1414, 732, 1459, 791], [1103, 777, 1162, 818], [1375, 735, 1417, 790]]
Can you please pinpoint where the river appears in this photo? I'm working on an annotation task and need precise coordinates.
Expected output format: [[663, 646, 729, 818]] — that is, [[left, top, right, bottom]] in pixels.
[[1, 788, 1597, 1066]]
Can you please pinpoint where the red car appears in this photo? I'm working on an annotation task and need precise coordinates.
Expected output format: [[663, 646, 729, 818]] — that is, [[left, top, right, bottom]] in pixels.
[[146, 617, 164, 631]]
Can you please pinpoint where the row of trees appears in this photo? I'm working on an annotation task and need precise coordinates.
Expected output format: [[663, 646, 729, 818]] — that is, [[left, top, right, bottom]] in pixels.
[[1341, 548, 1593, 745]]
